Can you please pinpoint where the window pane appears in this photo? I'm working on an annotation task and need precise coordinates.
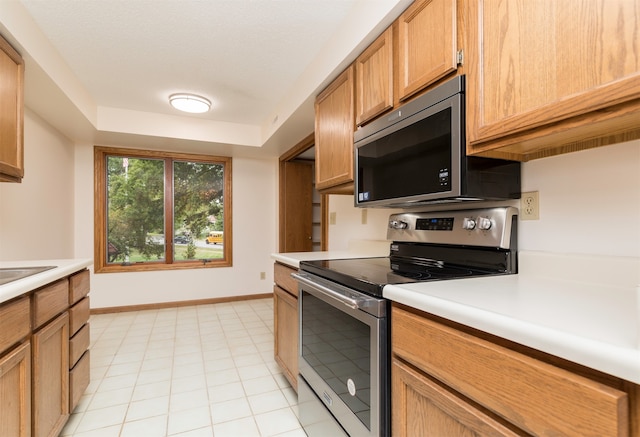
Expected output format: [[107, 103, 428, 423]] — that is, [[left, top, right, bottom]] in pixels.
[[173, 160, 225, 262], [106, 156, 165, 264]]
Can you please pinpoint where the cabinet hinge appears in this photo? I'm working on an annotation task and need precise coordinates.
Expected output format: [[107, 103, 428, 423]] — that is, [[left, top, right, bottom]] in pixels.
[[457, 50, 464, 65]]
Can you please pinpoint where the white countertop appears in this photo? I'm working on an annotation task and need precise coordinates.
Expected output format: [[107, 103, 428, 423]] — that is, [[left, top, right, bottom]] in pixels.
[[384, 251, 640, 384], [0, 259, 93, 304]]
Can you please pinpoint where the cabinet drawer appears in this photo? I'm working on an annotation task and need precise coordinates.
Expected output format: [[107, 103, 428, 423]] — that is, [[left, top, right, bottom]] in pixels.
[[69, 297, 90, 336], [33, 279, 68, 329], [69, 350, 90, 412], [0, 296, 30, 354], [274, 262, 298, 297], [69, 323, 90, 368], [392, 305, 628, 437], [69, 270, 90, 305]]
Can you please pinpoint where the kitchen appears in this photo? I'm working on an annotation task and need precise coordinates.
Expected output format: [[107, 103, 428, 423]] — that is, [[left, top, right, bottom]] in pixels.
[[1, 0, 640, 436]]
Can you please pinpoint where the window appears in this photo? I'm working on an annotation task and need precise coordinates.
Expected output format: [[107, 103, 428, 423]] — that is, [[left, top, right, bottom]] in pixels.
[[94, 146, 232, 273]]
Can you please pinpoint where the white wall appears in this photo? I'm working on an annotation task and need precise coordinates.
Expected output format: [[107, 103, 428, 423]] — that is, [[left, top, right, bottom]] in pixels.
[[327, 139, 640, 258], [0, 109, 75, 260], [72, 145, 279, 309]]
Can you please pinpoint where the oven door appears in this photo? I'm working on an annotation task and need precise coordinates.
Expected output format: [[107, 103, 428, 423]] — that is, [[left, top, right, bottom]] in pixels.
[[294, 272, 389, 437]]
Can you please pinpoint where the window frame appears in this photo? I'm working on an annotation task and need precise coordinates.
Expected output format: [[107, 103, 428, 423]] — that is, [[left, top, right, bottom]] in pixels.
[[94, 146, 232, 273]]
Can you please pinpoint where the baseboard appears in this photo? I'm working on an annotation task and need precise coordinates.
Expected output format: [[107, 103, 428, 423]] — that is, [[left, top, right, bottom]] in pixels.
[[90, 293, 273, 315]]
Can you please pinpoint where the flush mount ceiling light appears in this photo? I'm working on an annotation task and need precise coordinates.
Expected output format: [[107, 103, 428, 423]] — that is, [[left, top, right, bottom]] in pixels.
[[169, 93, 211, 113]]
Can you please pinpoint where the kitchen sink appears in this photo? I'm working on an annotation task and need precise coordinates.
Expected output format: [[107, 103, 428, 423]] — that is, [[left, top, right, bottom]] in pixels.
[[0, 266, 56, 286]]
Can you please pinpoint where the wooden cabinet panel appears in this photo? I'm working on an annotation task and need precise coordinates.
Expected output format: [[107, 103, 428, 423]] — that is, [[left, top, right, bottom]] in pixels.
[[0, 35, 24, 183], [69, 323, 90, 368], [0, 342, 31, 437], [392, 305, 628, 437], [397, 0, 458, 101], [274, 262, 298, 297], [0, 296, 30, 353], [32, 312, 69, 437], [314, 65, 355, 193], [392, 357, 519, 437], [466, 0, 640, 161], [69, 350, 90, 412], [69, 297, 90, 336], [274, 285, 298, 391], [69, 269, 90, 305], [33, 279, 69, 329], [355, 27, 393, 126]]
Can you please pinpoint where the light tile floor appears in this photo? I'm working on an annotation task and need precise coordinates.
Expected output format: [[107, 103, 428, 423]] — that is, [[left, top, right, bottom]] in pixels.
[[61, 298, 306, 437]]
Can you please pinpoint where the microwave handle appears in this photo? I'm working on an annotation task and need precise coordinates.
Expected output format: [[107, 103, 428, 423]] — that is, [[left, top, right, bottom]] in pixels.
[[292, 272, 360, 310]]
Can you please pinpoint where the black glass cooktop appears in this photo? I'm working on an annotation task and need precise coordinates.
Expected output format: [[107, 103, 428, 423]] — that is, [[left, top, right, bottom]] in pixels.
[[300, 256, 498, 298]]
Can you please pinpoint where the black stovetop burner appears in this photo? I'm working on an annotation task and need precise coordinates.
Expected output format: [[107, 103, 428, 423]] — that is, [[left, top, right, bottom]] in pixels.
[[299, 207, 519, 298]]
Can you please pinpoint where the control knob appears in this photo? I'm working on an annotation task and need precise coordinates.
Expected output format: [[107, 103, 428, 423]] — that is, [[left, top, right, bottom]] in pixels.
[[462, 217, 476, 230], [477, 217, 492, 230], [389, 220, 408, 230]]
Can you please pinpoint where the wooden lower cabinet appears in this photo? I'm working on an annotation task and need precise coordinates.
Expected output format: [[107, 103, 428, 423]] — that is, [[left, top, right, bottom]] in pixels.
[[0, 268, 90, 435], [273, 262, 299, 391], [0, 342, 31, 437], [393, 357, 519, 436], [392, 304, 635, 437], [32, 312, 69, 437]]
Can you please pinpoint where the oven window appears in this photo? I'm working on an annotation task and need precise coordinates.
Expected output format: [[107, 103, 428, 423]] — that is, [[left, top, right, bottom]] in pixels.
[[357, 107, 452, 203], [301, 290, 372, 430]]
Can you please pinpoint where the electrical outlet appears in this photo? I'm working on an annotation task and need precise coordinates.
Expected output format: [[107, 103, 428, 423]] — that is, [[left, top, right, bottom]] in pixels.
[[520, 191, 540, 220], [260, 272, 266, 280], [361, 209, 368, 225]]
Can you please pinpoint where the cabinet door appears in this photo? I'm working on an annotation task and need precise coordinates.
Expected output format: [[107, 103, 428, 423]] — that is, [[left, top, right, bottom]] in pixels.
[[314, 65, 355, 193], [273, 285, 298, 391], [355, 27, 393, 126], [466, 0, 640, 160], [0, 342, 31, 437], [392, 357, 520, 436], [33, 312, 69, 437], [0, 36, 24, 183], [397, 0, 458, 101]]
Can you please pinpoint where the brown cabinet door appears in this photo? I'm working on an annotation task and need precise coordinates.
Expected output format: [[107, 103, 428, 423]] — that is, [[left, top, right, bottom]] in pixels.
[[392, 358, 521, 437], [0, 342, 31, 437], [355, 27, 393, 126], [397, 0, 458, 101], [281, 161, 313, 252], [273, 285, 298, 391], [466, 0, 640, 160], [32, 312, 69, 437], [0, 35, 24, 183], [314, 65, 355, 193]]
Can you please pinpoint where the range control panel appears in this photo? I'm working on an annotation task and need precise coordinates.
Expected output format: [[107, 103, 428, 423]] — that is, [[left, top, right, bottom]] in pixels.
[[387, 207, 518, 249]]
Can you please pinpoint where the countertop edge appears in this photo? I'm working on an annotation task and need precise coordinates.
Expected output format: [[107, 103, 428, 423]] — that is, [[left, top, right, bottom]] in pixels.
[[384, 284, 640, 384], [0, 259, 93, 304]]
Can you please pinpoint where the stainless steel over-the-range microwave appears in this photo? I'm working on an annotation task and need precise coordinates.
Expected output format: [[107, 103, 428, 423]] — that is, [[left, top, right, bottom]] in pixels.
[[354, 75, 521, 208]]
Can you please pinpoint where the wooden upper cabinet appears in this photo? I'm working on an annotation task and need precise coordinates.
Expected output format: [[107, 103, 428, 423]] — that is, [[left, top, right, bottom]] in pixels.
[[314, 65, 355, 194], [397, 0, 458, 102], [466, 0, 640, 161], [0, 35, 24, 183], [355, 27, 393, 126]]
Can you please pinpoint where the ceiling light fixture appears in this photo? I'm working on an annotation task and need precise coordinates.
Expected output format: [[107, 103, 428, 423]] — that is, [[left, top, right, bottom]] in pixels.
[[169, 93, 211, 113]]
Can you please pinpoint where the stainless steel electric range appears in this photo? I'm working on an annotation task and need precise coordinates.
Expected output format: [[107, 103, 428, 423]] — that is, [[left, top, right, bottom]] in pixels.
[[294, 207, 518, 437]]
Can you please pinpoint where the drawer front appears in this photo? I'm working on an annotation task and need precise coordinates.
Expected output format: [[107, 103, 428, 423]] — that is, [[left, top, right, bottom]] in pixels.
[[69, 297, 90, 336], [392, 305, 628, 437], [69, 270, 90, 305], [69, 350, 90, 412], [0, 296, 30, 354], [69, 323, 90, 368], [274, 262, 298, 297], [33, 279, 69, 329]]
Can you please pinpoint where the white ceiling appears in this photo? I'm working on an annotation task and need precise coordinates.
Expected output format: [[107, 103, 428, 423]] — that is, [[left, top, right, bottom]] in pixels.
[[2, 0, 411, 158]]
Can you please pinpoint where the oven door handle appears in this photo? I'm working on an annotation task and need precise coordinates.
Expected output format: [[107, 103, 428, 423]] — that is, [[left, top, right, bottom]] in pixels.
[[292, 272, 361, 310]]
